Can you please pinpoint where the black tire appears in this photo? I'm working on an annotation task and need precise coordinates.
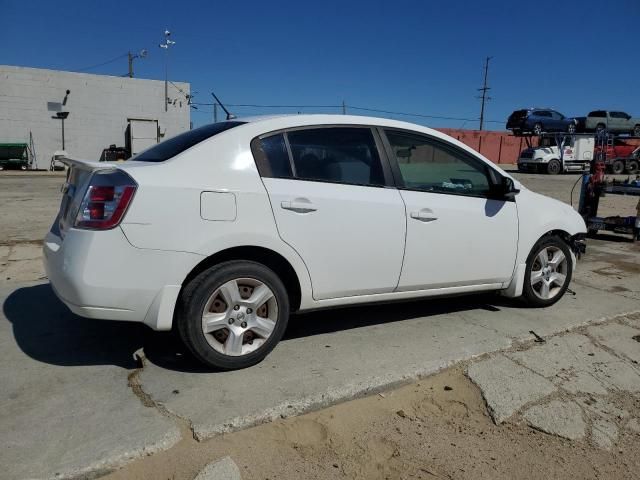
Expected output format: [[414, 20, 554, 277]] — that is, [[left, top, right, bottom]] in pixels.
[[626, 159, 638, 174], [533, 123, 543, 135], [611, 160, 625, 174], [547, 159, 561, 175], [596, 123, 606, 134], [522, 236, 573, 308], [567, 123, 576, 134], [176, 260, 290, 370], [633, 125, 640, 137]]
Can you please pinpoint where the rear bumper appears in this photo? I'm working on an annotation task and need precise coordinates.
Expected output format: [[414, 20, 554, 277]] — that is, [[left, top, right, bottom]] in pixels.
[[43, 226, 203, 330]]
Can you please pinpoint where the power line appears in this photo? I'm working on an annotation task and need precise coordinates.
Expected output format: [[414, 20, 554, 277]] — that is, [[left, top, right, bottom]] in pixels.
[[74, 53, 129, 73], [189, 101, 504, 124]]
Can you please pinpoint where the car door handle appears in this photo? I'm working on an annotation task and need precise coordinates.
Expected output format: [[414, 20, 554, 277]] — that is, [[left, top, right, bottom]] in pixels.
[[410, 209, 438, 222], [281, 199, 317, 214]]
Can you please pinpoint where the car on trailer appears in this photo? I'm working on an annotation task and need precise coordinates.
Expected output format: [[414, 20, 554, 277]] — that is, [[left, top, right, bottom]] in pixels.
[[579, 110, 640, 135], [507, 108, 578, 136]]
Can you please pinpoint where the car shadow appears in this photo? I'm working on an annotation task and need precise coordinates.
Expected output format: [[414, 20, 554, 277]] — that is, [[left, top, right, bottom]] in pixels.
[[3, 283, 520, 373]]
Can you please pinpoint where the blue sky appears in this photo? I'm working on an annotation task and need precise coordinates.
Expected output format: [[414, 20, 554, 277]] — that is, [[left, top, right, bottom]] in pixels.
[[2, 0, 639, 129]]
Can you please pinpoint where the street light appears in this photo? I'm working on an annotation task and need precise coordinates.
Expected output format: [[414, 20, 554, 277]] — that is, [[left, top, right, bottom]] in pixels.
[[159, 30, 176, 111], [51, 111, 69, 150], [127, 49, 148, 78]]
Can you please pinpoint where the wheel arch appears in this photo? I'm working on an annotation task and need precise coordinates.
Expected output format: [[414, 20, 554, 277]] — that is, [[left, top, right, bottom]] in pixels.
[[180, 245, 303, 312]]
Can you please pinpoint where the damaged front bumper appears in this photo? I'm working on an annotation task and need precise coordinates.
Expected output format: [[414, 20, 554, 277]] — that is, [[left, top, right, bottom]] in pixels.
[[570, 233, 587, 259]]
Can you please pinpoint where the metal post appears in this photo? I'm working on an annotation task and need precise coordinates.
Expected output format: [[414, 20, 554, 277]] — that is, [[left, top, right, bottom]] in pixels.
[[128, 52, 134, 78], [164, 54, 168, 112], [61, 118, 65, 150]]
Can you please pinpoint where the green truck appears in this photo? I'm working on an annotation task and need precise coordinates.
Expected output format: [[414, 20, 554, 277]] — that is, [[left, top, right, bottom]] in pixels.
[[0, 143, 29, 170]]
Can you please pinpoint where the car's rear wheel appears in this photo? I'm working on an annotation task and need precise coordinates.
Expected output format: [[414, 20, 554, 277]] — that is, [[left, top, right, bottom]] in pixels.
[[567, 123, 576, 134], [547, 159, 561, 175], [596, 123, 606, 134], [626, 159, 639, 174], [633, 125, 640, 137], [522, 236, 573, 307], [611, 160, 625, 174], [533, 123, 543, 135], [177, 260, 290, 370]]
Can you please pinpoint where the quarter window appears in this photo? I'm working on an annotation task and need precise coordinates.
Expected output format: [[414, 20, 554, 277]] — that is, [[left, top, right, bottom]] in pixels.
[[252, 134, 293, 178], [286, 127, 385, 187], [384, 130, 492, 197]]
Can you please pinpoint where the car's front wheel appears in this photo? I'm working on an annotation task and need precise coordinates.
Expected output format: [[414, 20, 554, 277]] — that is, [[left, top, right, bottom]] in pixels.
[[567, 122, 576, 134], [177, 260, 290, 370], [547, 159, 561, 175], [522, 236, 573, 307]]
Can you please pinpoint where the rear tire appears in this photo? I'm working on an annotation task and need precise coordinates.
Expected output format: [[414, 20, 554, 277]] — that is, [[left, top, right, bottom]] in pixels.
[[176, 260, 290, 370], [547, 159, 561, 175], [596, 123, 606, 134], [522, 236, 573, 308], [626, 159, 638, 174], [633, 125, 640, 137], [611, 160, 625, 174], [567, 123, 576, 134]]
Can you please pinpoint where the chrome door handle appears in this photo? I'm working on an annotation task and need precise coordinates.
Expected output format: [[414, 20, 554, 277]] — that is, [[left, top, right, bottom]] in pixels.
[[410, 210, 437, 222], [281, 199, 317, 213]]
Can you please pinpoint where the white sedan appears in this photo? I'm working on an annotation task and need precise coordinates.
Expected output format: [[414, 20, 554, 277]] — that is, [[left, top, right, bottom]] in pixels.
[[43, 115, 587, 370]]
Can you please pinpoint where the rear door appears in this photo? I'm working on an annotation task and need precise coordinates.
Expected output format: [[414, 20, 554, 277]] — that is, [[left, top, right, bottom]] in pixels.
[[381, 129, 518, 291], [253, 126, 406, 300]]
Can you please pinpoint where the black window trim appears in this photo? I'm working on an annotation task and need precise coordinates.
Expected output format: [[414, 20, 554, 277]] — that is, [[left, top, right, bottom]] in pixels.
[[378, 127, 505, 201], [250, 124, 396, 189]]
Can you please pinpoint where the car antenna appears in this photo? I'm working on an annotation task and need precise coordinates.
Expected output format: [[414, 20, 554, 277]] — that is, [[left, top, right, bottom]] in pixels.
[[210, 91, 236, 120]]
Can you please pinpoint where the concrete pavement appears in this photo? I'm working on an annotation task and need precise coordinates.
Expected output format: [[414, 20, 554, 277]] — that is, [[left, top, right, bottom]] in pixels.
[[1, 239, 639, 479]]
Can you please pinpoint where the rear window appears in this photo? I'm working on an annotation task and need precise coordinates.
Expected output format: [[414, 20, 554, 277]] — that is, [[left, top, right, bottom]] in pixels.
[[134, 121, 245, 162]]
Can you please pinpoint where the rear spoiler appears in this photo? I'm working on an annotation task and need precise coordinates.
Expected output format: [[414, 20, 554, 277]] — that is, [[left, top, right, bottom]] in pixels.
[[59, 156, 119, 170]]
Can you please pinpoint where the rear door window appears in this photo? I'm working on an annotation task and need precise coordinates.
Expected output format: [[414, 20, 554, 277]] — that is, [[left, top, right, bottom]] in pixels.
[[251, 134, 293, 178]]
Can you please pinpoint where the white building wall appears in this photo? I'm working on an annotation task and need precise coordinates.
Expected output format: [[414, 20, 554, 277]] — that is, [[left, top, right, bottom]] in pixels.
[[0, 65, 190, 168]]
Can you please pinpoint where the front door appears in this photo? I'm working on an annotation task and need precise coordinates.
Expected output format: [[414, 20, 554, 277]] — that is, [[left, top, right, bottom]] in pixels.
[[254, 127, 406, 300], [382, 129, 519, 291]]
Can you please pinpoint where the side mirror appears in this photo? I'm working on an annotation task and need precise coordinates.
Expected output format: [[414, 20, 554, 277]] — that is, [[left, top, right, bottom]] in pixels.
[[490, 176, 519, 200], [501, 177, 520, 200]]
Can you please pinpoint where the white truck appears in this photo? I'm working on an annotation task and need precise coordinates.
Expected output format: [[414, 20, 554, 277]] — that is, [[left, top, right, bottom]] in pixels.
[[517, 135, 593, 174]]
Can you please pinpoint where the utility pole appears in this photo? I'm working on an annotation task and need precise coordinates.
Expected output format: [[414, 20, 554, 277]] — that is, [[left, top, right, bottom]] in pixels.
[[477, 56, 492, 131], [128, 52, 134, 78], [214, 103, 218, 123], [127, 50, 147, 78], [342, 100, 346, 115]]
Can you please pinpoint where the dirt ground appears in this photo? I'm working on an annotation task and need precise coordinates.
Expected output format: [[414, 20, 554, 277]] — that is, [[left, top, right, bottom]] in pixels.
[[105, 367, 640, 480]]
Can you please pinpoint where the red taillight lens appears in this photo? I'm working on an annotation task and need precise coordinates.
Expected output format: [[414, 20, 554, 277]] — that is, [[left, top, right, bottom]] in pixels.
[[75, 170, 137, 230]]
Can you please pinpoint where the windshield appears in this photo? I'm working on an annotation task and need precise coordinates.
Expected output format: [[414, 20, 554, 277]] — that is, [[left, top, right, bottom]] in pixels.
[[134, 121, 246, 162]]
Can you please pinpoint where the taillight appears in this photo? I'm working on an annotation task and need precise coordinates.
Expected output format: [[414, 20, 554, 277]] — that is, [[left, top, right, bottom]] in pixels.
[[75, 170, 137, 230]]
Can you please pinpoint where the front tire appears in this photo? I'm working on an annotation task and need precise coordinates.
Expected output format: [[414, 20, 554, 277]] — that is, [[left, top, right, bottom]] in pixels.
[[567, 123, 576, 134], [177, 260, 290, 370], [547, 159, 561, 175], [522, 236, 573, 307]]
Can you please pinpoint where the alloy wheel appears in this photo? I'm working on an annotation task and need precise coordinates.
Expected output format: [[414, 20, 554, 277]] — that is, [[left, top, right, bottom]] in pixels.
[[201, 277, 278, 356], [530, 246, 568, 300]]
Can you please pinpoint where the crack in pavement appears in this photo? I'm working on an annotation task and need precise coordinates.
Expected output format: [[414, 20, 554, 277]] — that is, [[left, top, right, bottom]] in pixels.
[[127, 348, 197, 441]]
